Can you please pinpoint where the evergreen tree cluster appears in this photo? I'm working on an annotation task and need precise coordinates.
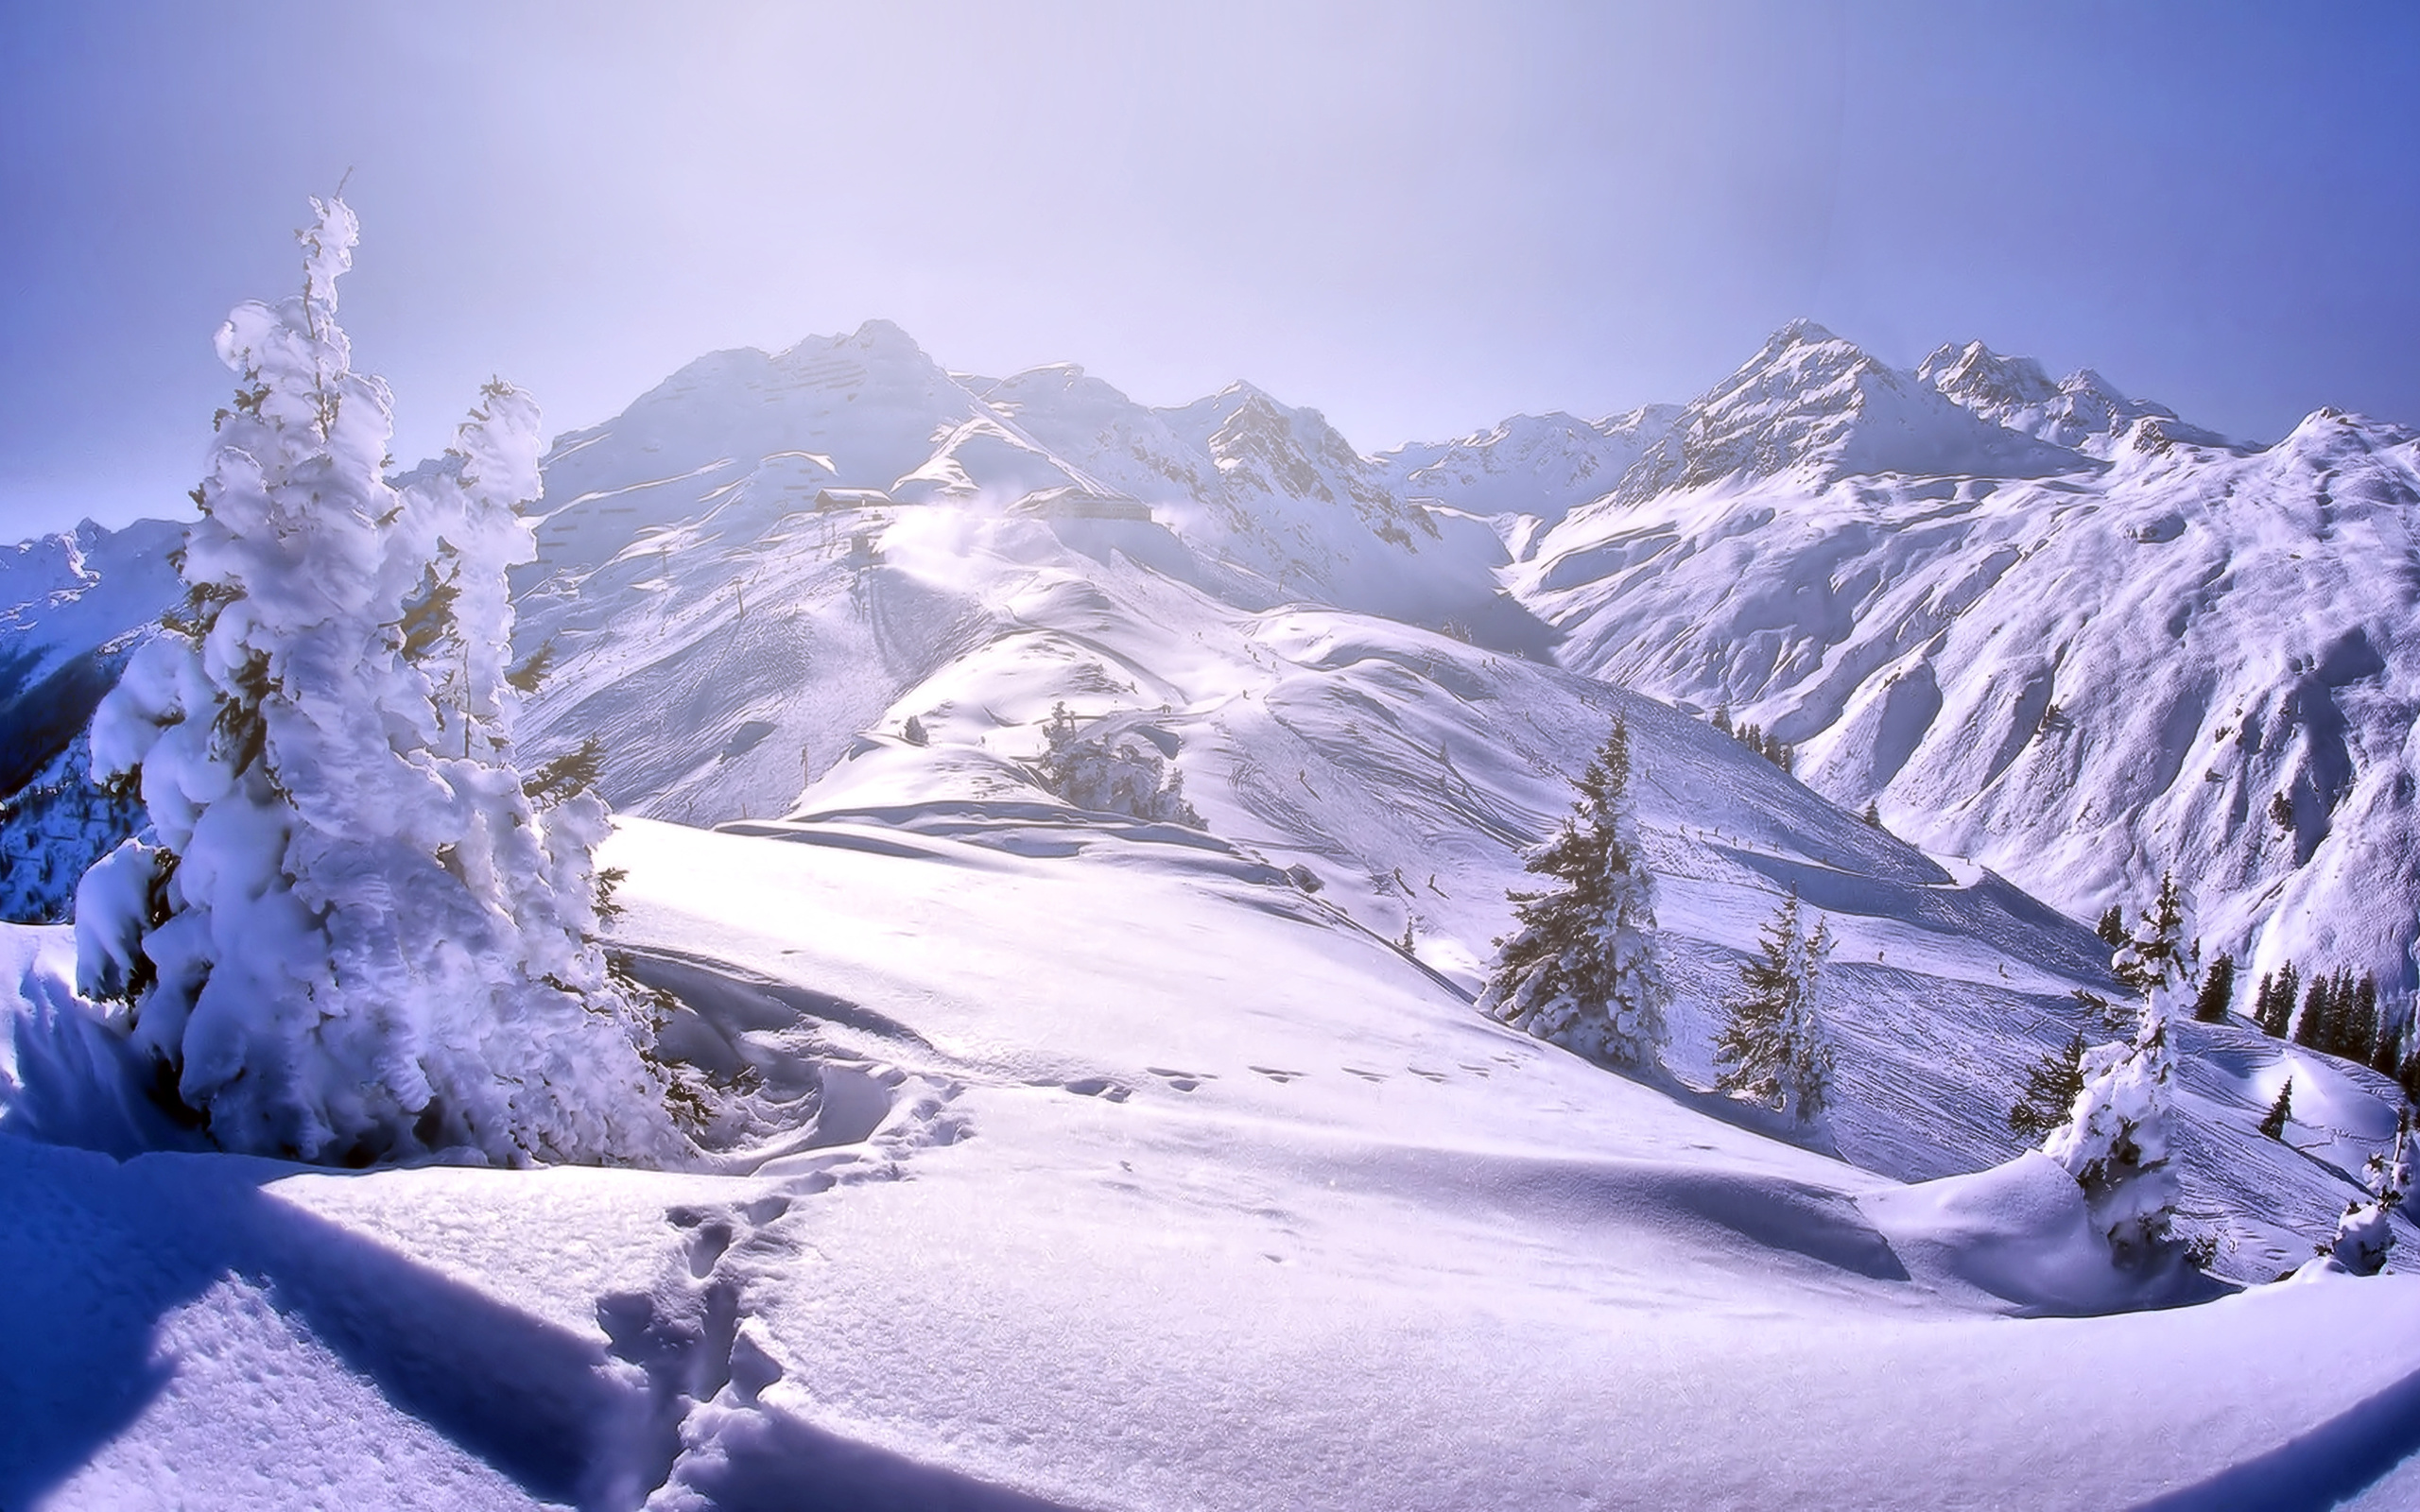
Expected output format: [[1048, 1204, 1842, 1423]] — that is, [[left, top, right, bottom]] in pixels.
[[2252, 962, 2302, 1038], [2290, 967, 2389, 1067], [0, 740, 147, 923], [2247, 957, 2420, 1098], [1031, 703, 1203, 827], [1708, 706, 1792, 774], [2095, 905, 2126, 948]]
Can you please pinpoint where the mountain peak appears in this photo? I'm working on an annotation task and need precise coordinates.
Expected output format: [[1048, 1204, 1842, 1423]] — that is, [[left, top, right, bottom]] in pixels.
[[848, 317, 925, 354], [1918, 341, 2062, 410], [1769, 317, 1846, 351], [1915, 342, 2224, 457], [1611, 326, 2075, 503]]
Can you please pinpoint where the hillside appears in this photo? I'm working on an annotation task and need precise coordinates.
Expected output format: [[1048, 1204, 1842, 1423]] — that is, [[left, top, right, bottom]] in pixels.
[[9, 318, 2420, 1507], [1509, 323, 2420, 1008]]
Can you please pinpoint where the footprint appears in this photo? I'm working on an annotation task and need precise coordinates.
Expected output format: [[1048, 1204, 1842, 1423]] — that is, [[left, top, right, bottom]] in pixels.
[[1250, 1065, 1305, 1084], [1408, 1067, 1447, 1083], [1458, 1062, 1493, 1078], [683, 1221, 735, 1279], [1061, 1076, 1132, 1103], [1147, 1066, 1217, 1092], [737, 1196, 789, 1227], [1342, 1067, 1390, 1084]]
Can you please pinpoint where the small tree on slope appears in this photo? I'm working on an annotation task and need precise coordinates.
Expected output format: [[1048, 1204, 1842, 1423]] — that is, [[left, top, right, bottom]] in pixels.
[[1713, 890, 1835, 1125], [74, 198, 676, 1167], [2042, 870, 2187, 1261], [2257, 1079, 2294, 1140], [1479, 715, 1669, 1072]]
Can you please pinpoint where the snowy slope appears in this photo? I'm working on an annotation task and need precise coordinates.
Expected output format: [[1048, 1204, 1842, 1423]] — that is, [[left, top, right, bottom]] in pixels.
[[486, 341, 2413, 1279], [1515, 324, 2420, 1001], [11, 799, 2420, 1507], [12, 318, 2420, 1506], [0, 519, 181, 921]]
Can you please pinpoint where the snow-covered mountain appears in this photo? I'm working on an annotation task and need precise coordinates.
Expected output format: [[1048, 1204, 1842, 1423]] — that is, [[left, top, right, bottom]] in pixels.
[[0, 518, 181, 919], [1512, 321, 2420, 1003], [11, 316, 2420, 1506], [1917, 337, 2233, 458], [1374, 404, 1680, 534], [476, 322, 2411, 1267], [504, 320, 1551, 829]]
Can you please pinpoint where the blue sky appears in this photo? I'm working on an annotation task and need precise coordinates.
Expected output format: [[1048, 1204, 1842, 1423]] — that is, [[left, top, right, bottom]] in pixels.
[[4, 1, 2416, 536]]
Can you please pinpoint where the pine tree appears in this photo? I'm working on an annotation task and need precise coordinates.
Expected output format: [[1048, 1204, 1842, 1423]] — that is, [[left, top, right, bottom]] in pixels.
[[2331, 1199, 2395, 1276], [1713, 891, 1836, 1124], [2043, 868, 2185, 1260], [2191, 951, 2237, 1023], [2348, 972, 2381, 1063], [2109, 872, 2188, 996], [2257, 1078, 2293, 1139], [1032, 703, 1202, 826], [74, 198, 675, 1167], [2360, 1109, 2414, 1203], [2095, 905, 2127, 949], [2254, 961, 2300, 1039], [2369, 986, 2403, 1075], [2008, 1031, 2088, 1138], [1480, 715, 1670, 1072], [2333, 1112, 2411, 1277], [2294, 972, 2337, 1051], [1860, 799, 1882, 829]]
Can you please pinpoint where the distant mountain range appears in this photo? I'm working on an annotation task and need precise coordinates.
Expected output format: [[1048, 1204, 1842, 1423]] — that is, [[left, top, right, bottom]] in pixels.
[[6, 318, 2415, 1015]]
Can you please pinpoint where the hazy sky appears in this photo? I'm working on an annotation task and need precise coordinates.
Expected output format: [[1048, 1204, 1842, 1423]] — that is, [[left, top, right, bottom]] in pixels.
[[5, 2, 2416, 536]]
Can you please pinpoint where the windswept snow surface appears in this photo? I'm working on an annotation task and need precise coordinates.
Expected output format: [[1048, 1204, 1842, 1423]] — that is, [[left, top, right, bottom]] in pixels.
[[11, 800, 2420, 1507], [13, 318, 2420, 1505]]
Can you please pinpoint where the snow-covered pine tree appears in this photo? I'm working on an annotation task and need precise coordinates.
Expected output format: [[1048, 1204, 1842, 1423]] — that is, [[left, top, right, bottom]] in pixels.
[[75, 198, 676, 1168], [1712, 891, 1836, 1124], [2330, 1112, 2408, 1277], [2042, 869, 2187, 1261], [2095, 905, 2126, 949], [2362, 1110, 2413, 1204], [2330, 1199, 2395, 1276], [2008, 1030, 2088, 1138], [1032, 702, 1203, 826], [1478, 714, 1669, 1072]]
